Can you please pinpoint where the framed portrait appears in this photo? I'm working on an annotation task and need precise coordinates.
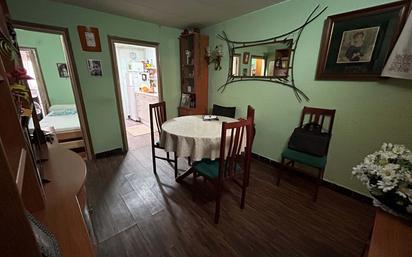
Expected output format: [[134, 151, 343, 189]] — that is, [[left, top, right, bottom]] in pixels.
[[243, 52, 250, 64], [316, 1, 409, 80], [77, 26, 101, 52], [87, 59, 102, 76], [56, 63, 69, 78]]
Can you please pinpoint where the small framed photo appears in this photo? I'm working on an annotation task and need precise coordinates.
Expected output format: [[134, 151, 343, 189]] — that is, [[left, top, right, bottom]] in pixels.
[[77, 26, 101, 52], [242, 68, 248, 76], [56, 63, 69, 78], [180, 93, 191, 107], [316, 1, 409, 80], [87, 59, 102, 76], [243, 52, 250, 64]]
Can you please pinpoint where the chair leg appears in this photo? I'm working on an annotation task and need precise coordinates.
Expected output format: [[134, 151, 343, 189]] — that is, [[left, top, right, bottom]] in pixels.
[[277, 157, 285, 186], [173, 152, 178, 178], [313, 168, 324, 202], [151, 146, 157, 174], [214, 181, 222, 224], [166, 152, 170, 161], [188, 156, 192, 166]]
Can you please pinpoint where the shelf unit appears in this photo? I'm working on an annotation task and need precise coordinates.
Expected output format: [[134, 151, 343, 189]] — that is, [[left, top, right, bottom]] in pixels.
[[0, 2, 96, 256], [178, 32, 209, 116], [274, 48, 291, 77]]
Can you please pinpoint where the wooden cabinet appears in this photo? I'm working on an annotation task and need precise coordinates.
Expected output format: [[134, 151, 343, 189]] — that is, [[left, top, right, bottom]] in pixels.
[[178, 32, 209, 116], [0, 2, 96, 256], [367, 210, 412, 257]]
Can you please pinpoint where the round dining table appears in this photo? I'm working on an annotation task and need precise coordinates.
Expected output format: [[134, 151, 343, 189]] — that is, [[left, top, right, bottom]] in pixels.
[[160, 115, 238, 161]]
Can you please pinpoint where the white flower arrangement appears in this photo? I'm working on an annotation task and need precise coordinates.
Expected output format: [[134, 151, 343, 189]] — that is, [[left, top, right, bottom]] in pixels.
[[352, 143, 412, 215]]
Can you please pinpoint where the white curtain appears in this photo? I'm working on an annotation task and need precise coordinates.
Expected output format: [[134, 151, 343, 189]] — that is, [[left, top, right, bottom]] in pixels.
[[381, 12, 412, 80]]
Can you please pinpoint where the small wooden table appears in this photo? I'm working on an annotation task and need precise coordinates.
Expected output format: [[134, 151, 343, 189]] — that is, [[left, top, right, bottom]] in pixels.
[[367, 209, 412, 257]]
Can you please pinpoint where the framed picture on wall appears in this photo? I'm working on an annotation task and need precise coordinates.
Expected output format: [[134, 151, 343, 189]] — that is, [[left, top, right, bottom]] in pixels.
[[87, 59, 102, 76], [316, 1, 409, 80], [77, 26, 101, 52], [243, 52, 250, 64], [56, 63, 69, 78]]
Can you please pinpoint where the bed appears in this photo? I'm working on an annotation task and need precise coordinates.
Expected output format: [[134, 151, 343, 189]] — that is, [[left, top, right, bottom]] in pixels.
[[30, 104, 85, 156]]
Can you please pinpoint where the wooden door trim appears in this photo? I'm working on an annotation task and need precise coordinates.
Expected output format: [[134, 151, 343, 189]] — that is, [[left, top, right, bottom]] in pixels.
[[108, 35, 163, 152], [11, 20, 94, 159]]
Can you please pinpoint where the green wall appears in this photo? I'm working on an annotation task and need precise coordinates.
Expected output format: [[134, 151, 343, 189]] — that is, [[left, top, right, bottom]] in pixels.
[[203, 0, 412, 195], [8, 0, 181, 154], [16, 29, 75, 105]]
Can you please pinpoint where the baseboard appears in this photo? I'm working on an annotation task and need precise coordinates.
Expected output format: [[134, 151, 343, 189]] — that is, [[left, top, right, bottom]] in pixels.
[[251, 152, 372, 205], [95, 148, 124, 159]]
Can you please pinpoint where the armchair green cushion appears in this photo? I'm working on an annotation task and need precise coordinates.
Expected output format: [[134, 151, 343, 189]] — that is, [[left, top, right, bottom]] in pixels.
[[281, 148, 327, 169]]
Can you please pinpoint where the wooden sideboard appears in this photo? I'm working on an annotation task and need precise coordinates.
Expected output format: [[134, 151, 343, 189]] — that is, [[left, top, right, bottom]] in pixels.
[[367, 209, 412, 257], [33, 142, 96, 257]]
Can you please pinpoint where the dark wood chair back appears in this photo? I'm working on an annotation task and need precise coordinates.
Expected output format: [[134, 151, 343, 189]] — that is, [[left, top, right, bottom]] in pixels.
[[247, 105, 255, 142], [219, 118, 253, 180], [212, 104, 236, 118], [299, 106, 336, 135], [149, 101, 167, 140]]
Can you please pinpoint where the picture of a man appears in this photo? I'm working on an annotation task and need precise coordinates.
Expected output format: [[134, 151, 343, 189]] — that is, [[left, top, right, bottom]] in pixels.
[[345, 31, 365, 62]]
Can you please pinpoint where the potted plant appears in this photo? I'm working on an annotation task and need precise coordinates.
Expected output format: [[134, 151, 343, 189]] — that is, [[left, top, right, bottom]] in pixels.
[[352, 143, 412, 217]]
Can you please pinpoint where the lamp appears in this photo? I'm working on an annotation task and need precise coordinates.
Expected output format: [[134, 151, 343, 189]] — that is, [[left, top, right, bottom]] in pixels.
[[205, 45, 223, 70]]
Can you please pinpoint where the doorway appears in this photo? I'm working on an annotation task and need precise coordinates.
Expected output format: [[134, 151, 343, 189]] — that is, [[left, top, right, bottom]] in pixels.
[[13, 21, 93, 159], [251, 55, 266, 76], [109, 36, 162, 152]]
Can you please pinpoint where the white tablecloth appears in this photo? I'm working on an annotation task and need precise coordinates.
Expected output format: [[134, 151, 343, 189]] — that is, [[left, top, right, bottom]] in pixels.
[[160, 115, 238, 161]]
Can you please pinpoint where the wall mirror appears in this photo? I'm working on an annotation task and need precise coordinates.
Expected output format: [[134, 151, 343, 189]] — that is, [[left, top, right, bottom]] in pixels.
[[232, 40, 292, 78], [218, 5, 327, 102]]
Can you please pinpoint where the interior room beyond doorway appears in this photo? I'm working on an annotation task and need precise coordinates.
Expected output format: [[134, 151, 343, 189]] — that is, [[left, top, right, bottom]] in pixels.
[[113, 41, 161, 150]]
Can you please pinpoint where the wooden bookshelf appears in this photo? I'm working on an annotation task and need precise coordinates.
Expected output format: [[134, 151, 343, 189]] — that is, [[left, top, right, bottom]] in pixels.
[[0, 2, 95, 256], [274, 48, 291, 78], [178, 32, 209, 116]]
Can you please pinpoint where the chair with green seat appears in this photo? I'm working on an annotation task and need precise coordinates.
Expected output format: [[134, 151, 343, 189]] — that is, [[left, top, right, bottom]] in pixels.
[[277, 106, 336, 201], [192, 118, 253, 224]]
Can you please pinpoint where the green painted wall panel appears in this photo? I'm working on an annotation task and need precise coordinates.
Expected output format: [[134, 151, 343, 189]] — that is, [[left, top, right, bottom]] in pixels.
[[8, 0, 181, 154], [202, 0, 412, 195], [16, 29, 75, 105]]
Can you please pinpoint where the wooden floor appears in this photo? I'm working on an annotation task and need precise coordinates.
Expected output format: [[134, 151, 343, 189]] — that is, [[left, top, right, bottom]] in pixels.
[[86, 146, 375, 257]]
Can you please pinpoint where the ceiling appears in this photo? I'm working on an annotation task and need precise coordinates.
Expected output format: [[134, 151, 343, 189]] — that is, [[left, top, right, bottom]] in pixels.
[[52, 0, 287, 28]]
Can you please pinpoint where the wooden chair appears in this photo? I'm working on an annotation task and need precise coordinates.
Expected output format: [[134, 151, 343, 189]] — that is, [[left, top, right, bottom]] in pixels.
[[247, 105, 256, 143], [277, 106, 336, 201], [149, 101, 178, 177], [192, 118, 253, 224], [212, 104, 236, 118]]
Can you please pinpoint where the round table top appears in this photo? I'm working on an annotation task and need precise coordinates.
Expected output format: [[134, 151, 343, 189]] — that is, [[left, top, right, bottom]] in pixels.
[[160, 115, 238, 161], [161, 115, 237, 139]]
